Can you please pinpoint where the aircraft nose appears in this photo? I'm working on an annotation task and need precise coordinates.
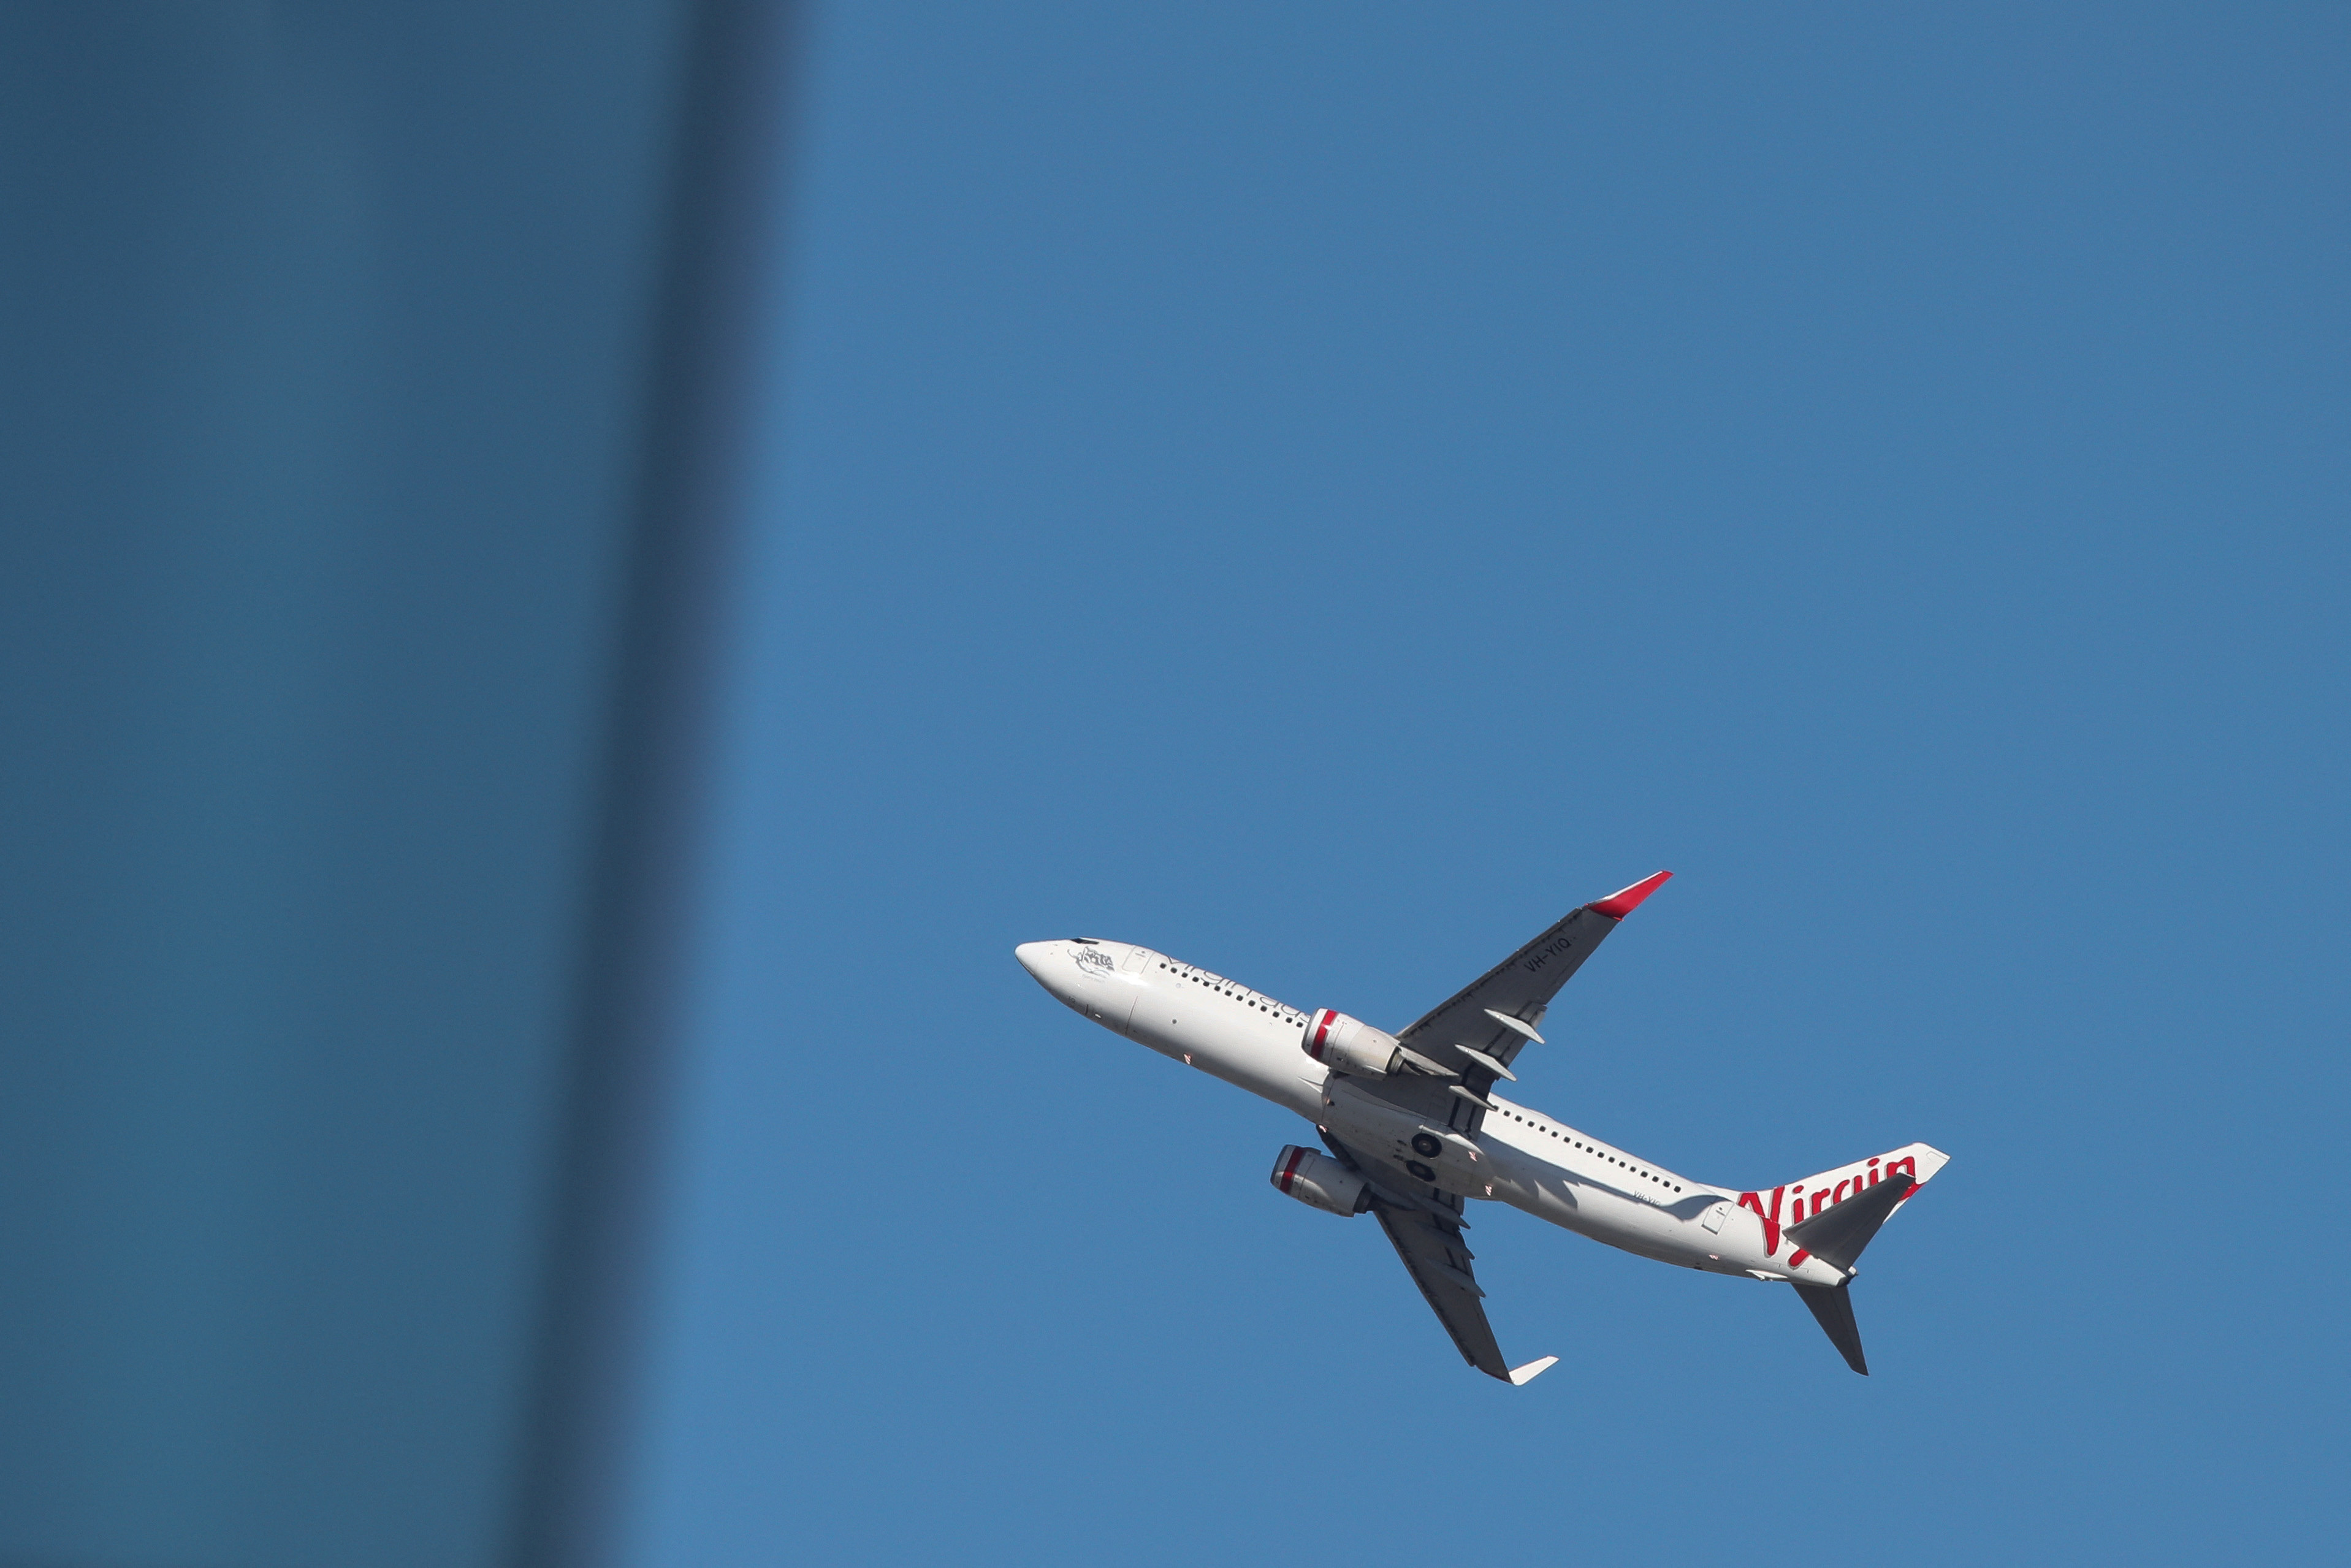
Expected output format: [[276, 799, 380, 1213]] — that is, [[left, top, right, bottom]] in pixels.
[[1014, 940, 1054, 980]]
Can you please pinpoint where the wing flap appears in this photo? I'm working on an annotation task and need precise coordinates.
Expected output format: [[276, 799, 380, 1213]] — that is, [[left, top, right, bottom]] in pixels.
[[1373, 1205, 1511, 1379], [1322, 1130, 1516, 1380]]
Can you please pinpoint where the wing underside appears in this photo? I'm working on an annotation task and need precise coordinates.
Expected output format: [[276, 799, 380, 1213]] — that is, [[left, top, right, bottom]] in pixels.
[[1393, 870, 1671, 1079], [1322, 1131, 1511, 1379], [1373, 1205, 1509, 1379], [1309, 874, 1671, 1383]]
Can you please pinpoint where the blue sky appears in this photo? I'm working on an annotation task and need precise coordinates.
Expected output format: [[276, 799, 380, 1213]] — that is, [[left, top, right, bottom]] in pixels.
[[626, 6, 2345, 1562]]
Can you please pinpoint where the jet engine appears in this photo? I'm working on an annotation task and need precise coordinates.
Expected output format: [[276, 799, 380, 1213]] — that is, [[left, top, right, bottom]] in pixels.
[[1301, 1008, 1403, 1076], [1270, 1144, 1370, 1216]]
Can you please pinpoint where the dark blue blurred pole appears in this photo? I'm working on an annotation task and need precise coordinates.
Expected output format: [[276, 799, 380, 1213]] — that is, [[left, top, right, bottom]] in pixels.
[[0, 6, 794, 1566], [514, 4, 798, 1566]]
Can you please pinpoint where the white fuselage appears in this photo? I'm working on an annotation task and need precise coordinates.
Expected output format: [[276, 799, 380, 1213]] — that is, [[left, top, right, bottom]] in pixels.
[[1016, 938, 1850, 1289]]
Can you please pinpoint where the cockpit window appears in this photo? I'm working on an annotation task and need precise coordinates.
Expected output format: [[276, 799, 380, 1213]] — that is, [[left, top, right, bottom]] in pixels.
[[1070, 937, 1099, 945]]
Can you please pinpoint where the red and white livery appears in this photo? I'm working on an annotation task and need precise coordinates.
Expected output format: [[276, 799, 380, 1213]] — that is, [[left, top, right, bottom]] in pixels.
[[1017, 871, 1948, 1383]]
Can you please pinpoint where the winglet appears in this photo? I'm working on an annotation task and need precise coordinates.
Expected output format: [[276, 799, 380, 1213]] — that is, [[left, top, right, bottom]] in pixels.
[[1589, 869, 1672, 919], [1507, 1355, 1559, 1387]]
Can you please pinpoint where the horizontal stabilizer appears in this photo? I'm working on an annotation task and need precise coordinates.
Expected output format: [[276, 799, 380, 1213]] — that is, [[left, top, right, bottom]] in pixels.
[[1786, 1172, 1914, 1273], [1793, 1281, 1868, 1375], [1507, 1355, 1558, 1387]]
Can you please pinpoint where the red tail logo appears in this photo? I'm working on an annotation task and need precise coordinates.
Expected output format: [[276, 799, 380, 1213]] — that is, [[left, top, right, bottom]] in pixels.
[[1739, 1155, 1918, 1259], [1737, 1187, 1786, 1254]]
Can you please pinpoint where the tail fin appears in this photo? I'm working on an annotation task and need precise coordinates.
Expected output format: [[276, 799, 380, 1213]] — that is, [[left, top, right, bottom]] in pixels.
[[1757, 1143, 1948, 1375], [1754, 1141, 1948, 1258]]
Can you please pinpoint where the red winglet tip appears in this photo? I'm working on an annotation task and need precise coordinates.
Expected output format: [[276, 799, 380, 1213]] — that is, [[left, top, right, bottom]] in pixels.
[[1589, 869, 1672, 919]]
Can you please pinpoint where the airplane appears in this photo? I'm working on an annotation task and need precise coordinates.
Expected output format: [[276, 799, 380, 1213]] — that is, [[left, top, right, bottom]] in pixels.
[[1016, 871, 1948, 1385]]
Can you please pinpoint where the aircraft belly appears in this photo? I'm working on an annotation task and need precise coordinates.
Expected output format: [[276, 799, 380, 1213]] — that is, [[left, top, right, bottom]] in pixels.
[[1316, 1079, 1489, 1198]]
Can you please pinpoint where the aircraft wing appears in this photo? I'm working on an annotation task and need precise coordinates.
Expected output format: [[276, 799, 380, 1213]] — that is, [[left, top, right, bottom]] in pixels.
[[1322, 1132, 1554, 1385], [1393, 870, 1672, 1079], [1372, 1203, 1510, 1378], [1301, 875, 1667, 1384]]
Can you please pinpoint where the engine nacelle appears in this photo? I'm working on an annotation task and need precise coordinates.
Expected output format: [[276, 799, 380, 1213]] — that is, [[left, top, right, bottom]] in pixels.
[[1301, 1008, 1402, 1076], [1270, 1145, 1370, 1216]]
